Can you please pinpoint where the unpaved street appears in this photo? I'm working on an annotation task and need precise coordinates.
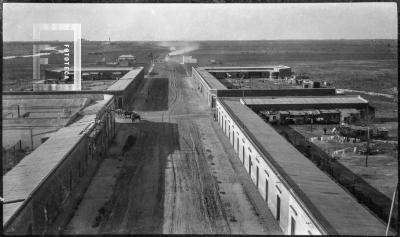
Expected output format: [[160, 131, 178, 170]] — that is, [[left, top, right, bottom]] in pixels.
[[64, 58, 282, 234]]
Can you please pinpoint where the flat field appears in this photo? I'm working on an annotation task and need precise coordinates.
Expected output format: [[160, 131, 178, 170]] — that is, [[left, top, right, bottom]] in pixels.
[[3, 40, 397, 117], [187, 40, 398, 119]]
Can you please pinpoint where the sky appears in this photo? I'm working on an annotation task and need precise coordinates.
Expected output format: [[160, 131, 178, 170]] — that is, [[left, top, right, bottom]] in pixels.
[[3, 3, 398, 41]]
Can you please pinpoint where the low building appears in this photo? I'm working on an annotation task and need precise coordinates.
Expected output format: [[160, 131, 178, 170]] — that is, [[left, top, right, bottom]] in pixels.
[[260, 109, 341, 125], [3, 94, 116, 235], [319, 109, 341, 124], [191, 66, 336, 108], [302, 80, 314, 88], [339, 108, 361, 123], [44, 67, 134, 84], [106, 67, 144, 109], [117, 54, 136, 67], [241, 95, 375, 122], [215, 97, 388, 235]]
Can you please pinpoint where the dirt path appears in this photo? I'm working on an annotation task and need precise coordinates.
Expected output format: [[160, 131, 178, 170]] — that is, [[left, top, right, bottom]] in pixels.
[[64, 60, 281, 234]]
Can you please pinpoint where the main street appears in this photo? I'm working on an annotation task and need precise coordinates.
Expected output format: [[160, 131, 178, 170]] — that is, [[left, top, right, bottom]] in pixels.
[[64, 57, 282, 234]]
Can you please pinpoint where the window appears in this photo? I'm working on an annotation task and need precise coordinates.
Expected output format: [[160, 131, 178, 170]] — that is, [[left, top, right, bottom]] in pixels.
[[242, 146, 245, 164], [256, 166, 259, 188], [248, 155, 252, 176], [118, 97, 123, 109]]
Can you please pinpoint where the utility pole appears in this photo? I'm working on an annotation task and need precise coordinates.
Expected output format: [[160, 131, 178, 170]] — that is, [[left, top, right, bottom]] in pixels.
[[385, 181, 398, 236], [365, 105, 369, 167]]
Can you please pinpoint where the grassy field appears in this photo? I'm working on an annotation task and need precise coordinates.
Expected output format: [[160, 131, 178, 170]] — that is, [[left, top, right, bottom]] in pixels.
[[3, 40, 398, 119], [187, 40, 398, 119], [188, 40, 397, 92]]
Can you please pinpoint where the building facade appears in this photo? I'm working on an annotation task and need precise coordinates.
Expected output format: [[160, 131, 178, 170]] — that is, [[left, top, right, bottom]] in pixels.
[[3, 95, 116, 235]]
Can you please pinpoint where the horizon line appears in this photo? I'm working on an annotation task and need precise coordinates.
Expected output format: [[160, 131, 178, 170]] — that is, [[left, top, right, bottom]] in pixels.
[[4, 38, 398, 43]]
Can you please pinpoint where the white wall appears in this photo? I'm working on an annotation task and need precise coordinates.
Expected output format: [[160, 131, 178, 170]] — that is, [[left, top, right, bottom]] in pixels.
[[216, 100, 323, 235], [192, 68, 214, 107]]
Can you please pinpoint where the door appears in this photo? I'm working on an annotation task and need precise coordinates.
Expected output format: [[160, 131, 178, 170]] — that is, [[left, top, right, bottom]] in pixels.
[[276, 195, 281, 221], [291, 217, 296, 235], [242, 146, 244, 165], [224, 120, 227, 133], [118, 97, 123, 109], [249, 155, 252, 176], [256, 166, 259, 188], [27, 224, 33, 235]]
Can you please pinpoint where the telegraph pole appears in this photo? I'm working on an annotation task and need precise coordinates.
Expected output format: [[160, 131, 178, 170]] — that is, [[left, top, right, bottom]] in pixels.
[[365, 105, 369, 167], [386, 181, 398, 236]]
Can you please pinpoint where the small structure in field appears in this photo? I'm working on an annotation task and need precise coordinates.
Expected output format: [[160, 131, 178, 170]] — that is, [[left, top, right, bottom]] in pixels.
[[117, 54, 136, 67]]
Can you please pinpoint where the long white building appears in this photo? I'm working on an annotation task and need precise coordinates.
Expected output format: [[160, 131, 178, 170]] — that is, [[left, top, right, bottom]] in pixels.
[[215, 97, 388, 235]]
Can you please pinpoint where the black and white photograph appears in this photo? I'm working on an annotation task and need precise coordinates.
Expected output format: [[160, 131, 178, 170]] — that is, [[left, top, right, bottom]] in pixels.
[[1, 1, 398, 235]]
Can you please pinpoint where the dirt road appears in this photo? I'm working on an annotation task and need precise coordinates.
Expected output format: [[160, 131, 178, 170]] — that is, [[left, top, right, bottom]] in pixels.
[[64, 58, 282, 234]]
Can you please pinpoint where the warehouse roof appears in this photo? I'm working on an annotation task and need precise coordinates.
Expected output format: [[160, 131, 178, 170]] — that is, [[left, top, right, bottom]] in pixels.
[[107, 67, 143, 91], [47, 66, 134, 73], [241, 96, 368, 105], [207, 69, 282, 73], [203, 65, 290, 70], [219, 98, 387, 235], [118, 54, 135, 59]]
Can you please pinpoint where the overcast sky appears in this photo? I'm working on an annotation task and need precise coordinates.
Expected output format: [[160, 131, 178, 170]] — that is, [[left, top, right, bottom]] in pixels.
[[3, 3, 397, 41]]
